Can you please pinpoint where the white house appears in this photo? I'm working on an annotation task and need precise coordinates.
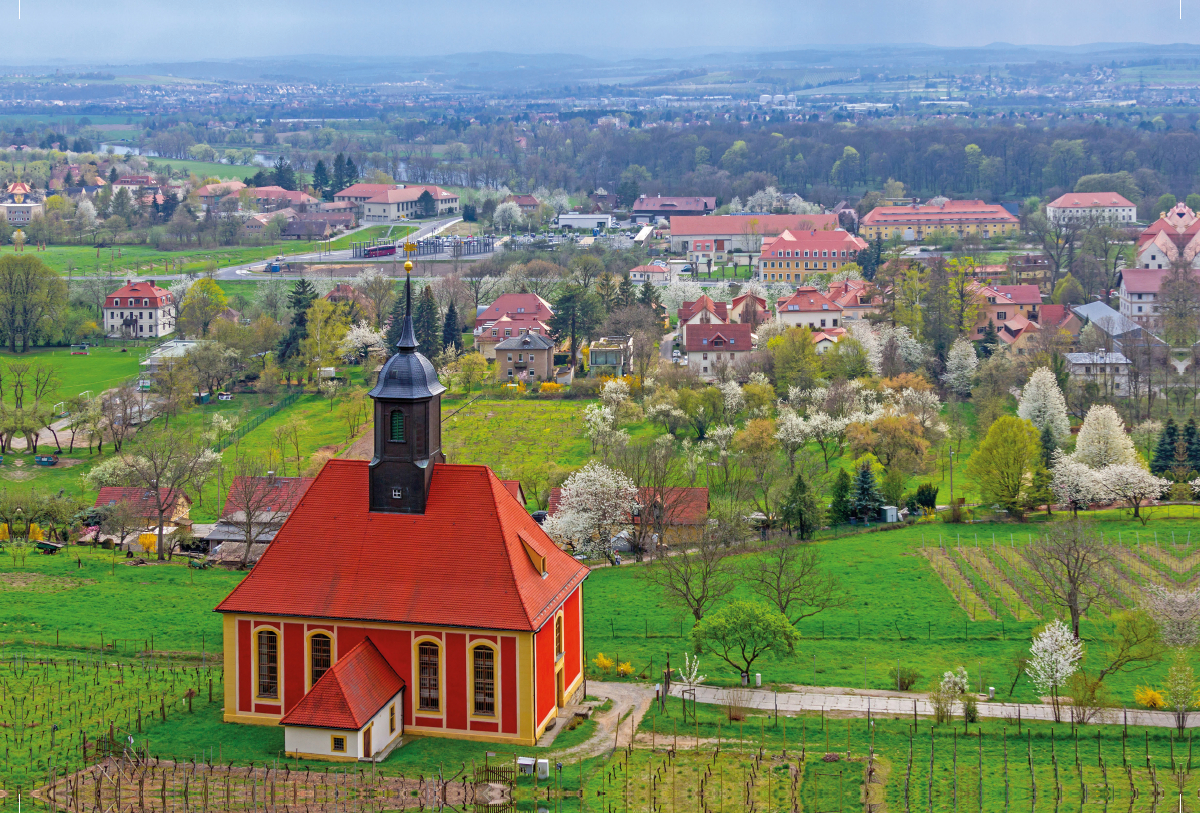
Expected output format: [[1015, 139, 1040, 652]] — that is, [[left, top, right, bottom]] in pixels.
[[775, 287, 843, 330], [104, 280, 175, 339], [558, 213, 614, 230], [281, 638, 406, 762], [1046, 192, 1137, 225], [1065, 350, 1131, 395]]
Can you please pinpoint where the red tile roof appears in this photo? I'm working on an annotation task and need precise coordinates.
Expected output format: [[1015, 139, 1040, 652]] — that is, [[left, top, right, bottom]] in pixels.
[[776, 287, 842, 313], [670, 214, 838, 237], [221, 476, 314, 520], [476, 293, 553, 327], [279, 637, 404, 730], [759, 228, 867, 258], [104, 280, 172, 308], [1047, 192, 1134, 209], [678, 295, 728, 323], [548, 487, 709, 526], [500, 480, 526, 505], [632, 196, 716, 213], [94, 487, 190, 516], [215, 461, 588, 632], [860, 200, 1017, 226], [334, 183, 398, 200], [1119, 268, 1174, 294], [683, 322, 753, 353], [991, 284, 1043, 306]]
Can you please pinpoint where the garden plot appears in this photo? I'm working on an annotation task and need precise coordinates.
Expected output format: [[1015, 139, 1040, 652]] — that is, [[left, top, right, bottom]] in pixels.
[[1137, 543, 1200, 583], [957, 547, 1039, 622], [921, 548, 997, 620]]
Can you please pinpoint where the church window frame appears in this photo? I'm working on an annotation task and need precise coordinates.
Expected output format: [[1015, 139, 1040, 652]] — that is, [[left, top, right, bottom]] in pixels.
[[415, 638, 442, 713], [254, 627, 279, 700], [306, 630, 333, 691], [470, 643, 498, 718]]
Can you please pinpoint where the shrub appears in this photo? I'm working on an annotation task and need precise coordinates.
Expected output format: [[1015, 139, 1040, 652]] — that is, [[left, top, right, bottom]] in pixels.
[[914, 483, 938, 511], [592, 652, 615, 674], [539, 382, 564, 398], [822, 753, 841, 762], [616, 661, 634, 677], [1135, 685, 1165, 709], [1169, 482, 1192, 502], [888, 665, 921, 691], [567, 378, 601, 399]]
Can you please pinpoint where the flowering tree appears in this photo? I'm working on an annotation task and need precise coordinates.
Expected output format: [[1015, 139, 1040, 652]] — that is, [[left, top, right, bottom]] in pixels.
[[1092, 464, 1169, 522], [1017, 367, 1071, 444], [1028, 619, 1084, 723], [775, 409, 811, 473], [1073, 405, 1138, 468], [1142, 584, 1200, 649], [928, 666, 969, 724], [339, 320, 387, 361], [1050, 455, 1099, 516], [941, 339, 978, 396], [718, 379, 745, 418], [806, 412, 850, 471], [542, 462, 639, 564], [492, 200, 523, 231], [600, 378, 630, 411]]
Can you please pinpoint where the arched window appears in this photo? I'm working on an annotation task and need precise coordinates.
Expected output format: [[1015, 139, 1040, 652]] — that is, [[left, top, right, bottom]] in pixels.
[[310, 633, 331, 686], [390, 411, 406, 443], [418, 642, 439, 711], [472, 647, 495, 716], [257, 630, 278, 698], [555, 615, 563, 659]]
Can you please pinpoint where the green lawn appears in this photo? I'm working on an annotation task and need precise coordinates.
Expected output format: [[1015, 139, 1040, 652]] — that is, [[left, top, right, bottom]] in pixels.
[[144, 158, 263, 181], [0, 346, 142, 406]]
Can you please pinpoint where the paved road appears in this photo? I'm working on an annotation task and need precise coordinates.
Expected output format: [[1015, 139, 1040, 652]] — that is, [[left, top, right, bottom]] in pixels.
[[669, 683, 1195, 729]]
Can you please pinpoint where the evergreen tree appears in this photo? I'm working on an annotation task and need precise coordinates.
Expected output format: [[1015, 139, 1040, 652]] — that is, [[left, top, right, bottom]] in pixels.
[[414, 286, 442, 358], [848, 463, 884, 522], [345, 157, 358, 183], [63, 169, 74, 189], [1152, 418, 1179, 476], [332, 153, 347, 192], [442, 300, 461, 352], [108, 167, 118, 185], [978, 319, 1000, 358], [639, 280, 660, 309], [828, 468, 853, 524], [278, 279, 319, 362], [1186, 418, 1200, 473], [312, 160, 329, 197], [781, 469, 824, 540], [272, 157, 297, 191], [1039, 424, 1056, 469], [417, 190, 436, 218], [617, 273, 637, 308], [384, 289, 408, 349]]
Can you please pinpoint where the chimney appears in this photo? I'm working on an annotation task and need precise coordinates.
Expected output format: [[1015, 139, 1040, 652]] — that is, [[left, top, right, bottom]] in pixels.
[[147, 279, 154, 287], [126, 279, 132, 286]]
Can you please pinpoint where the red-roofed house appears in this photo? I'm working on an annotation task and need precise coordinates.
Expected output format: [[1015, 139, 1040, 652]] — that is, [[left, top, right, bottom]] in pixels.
[[1136, 204, 1200, 271], [217, 291, 587, 748], [548, 486, 708, 547], [684, 322, 753, 380], [631, 195, 716, 223], [281, 638, 406, 761], [670, 214, 840, 256], [775, 287, 842, 330], [503, 194, 541, 213], [251, 186, 320, 212], [195, 181, 246, 209], [826, 279, 881, 322], [972, 283, 1043, 337], [1034, 304, 1082, 338], [362, 186, 460, 222], [334, 183, 399, 215], [103, 279, 175, 338], [94, 487, 191, 526], [1115, 268, 1190, 330], [677, 295, 729, 346], [1047, 192, 1136, 225], [730, 293, 768, 327], [475, 293, 554, 328], [757, 228, 868, 284], [860, 199, 1019, 241]]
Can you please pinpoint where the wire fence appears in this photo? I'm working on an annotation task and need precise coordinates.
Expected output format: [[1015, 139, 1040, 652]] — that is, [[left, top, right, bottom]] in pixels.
[[212, 391, 302, 453]]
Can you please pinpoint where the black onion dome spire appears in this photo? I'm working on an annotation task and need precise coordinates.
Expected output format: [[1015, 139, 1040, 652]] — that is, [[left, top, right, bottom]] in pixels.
[[368, 268, 445, 400]]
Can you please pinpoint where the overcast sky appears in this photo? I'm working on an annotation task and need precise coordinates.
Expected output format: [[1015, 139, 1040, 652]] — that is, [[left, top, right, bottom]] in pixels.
[[3, 0, 1199, 62]]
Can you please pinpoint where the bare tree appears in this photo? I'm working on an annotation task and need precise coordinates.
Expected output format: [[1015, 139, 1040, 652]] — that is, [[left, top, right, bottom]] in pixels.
[[99, 499, 145, 551], [615, 436, 698, 562], [1027, 211, 1081, 289], [641, 524, 735, 621], [743, 542, 851, 625], [1024, 521, 1113, 638], [100, 382, 140, 453], [119, 427, 211, 561], [225, 454, 303, 569]]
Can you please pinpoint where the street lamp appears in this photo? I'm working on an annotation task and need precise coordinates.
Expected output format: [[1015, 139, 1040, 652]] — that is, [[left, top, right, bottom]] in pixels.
[[949, 448, 955, 517]]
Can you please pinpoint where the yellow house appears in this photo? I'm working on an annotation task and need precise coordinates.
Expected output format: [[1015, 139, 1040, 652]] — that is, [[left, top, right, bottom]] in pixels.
[[860, 200, 1019, 242]]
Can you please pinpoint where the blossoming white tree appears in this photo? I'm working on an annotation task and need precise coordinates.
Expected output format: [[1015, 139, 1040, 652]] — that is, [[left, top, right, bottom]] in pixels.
[[718, 379, 745, 417], [941, 339, 978, 396], [1050, 455, 1099, 516], [339, 321, 388, 360], [1091, 464, 1169, 522], [600, 378, 630, 411], [1072, 405, 1138, 468], [542, 462, 639, 564], [1017, 367, 1071, 444], [492, 200, 524, 231], [1028, 619, 1083, 723], [775, 409, 811, 472], [807, 412, 850, 470]]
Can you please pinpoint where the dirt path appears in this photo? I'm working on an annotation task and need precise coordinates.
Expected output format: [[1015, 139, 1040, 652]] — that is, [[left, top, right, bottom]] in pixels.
[[554, 681, 655, 758]]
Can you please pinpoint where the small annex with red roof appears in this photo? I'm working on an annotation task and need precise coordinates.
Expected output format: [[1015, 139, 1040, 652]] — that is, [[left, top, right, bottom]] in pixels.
[[280, 638, 406, 761], [217, 276, 588, 753], [683, 322, 753, 380]]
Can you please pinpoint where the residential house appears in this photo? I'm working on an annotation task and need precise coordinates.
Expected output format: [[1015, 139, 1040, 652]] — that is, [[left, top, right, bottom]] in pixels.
[[972, 284, 1042, 337], [251, 186, 320, 213], [669, 214, 840, 255], [503, 194, 541, 214], [775, 287, 842, 330], [631, 195, 716, 224], [94, 487, 191, 526], [204, 476, 315, 567], [216, 306, 587, 748], [859, 199, 1019, 241], [474, 316, 552, 361], [194, 181, 246, 210], [812, 328, 847, 354], [685, 323, 753, 380], [756, 228, 868, 283], [103, 279, 175, 339], [729, 293, 768, 326], [587, 335, 633, 378], [243, 208, 297, 235], [283, 220, 333, 240], [1135, 203, 1200, 270], [324, 283, 372, 315], [1116, 268, 1180, 331], [0, 182, 44, 226], [826, 279, 881, 322], [1071, 301, 1167, 355], [1046, 192, 1137, 225], [995, 315, 1041, 356], [1065, 350, 1131, 395], [676, 295, 729, 345], [1035, 304, 1083, 338], [627, 263, 671, 284], [494, 332, 556, 383], [475, 293, 554, 328]]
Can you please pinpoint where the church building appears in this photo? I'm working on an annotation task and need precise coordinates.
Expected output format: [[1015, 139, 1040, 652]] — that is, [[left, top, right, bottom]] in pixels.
[[216, 272, 588, 757]]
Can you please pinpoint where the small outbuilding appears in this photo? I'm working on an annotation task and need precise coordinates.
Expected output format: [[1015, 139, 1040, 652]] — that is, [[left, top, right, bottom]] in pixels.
[[281, 638, 405, 762]]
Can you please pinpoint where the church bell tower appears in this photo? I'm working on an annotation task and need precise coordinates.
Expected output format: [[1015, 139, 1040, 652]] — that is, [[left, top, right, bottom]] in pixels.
[[367, 263, 446, 514]]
